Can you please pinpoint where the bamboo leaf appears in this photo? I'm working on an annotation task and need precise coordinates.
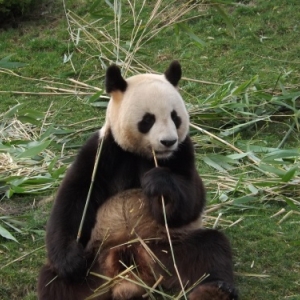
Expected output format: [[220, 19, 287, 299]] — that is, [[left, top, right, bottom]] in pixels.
[[3, 103, 25, 118], [203, 156, 227, 172], [248, 184, 259, 195], [0, 55, 27, 69], [232, 75, 258, 96], [90, 101, 108, 108], [17, 116, 41, 126], [262, 149, 299, 164], [87, 91, 104, 103], [280, 166, 298, 182], [51, 166, 67, 179], [203, 154, 237, 172], [283, 197, 298, 210], [258, 163, 285, 177], [17, 140, 52, 158], [0, 224, 18, 242], [227, 152, 251, 160], [1, 220, 23, 233], [234, 196, 256, 204], [175, 23, 206, 48], [213, 4, 235, 38]]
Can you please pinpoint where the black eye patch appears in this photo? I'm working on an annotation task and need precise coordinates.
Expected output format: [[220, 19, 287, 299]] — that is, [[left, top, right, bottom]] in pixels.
[[171, 110, 181, 129], [138, 113, 155, 134]]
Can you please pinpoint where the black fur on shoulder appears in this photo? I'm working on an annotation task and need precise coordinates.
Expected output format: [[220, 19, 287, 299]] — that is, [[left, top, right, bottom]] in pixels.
[[105, 65, 127, 93], [164, 60, 182, 86]]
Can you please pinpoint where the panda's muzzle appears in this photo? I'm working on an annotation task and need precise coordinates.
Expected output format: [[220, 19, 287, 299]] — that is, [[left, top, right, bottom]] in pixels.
[[160, 139, 177, 147]]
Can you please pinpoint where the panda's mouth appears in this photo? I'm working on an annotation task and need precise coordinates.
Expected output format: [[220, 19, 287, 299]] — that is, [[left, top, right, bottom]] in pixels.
[[154, 150, 174, 158]]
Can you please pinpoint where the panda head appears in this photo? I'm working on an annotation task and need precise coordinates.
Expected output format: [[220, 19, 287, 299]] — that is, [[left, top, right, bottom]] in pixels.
[[104, 61, 189, 159]]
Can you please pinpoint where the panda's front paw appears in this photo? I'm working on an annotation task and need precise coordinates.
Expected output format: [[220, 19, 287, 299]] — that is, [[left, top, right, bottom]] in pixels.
[[141, 167, 179, 225], [141, 167, 174, 199]]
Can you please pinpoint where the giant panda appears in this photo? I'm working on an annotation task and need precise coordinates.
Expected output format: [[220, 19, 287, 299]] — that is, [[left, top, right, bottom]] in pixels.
[[37, 61, 238, 300]]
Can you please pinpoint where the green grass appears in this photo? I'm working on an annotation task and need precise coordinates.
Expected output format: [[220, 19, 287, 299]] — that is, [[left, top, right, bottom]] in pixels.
[[0, 0, 300, 299], [227, 206, 300, 299]]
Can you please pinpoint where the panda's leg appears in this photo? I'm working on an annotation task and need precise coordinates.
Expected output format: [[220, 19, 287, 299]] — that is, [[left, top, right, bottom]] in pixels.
[[153, 229, 238, 300], [98, 245, 156, 300], [37, 264, 107, 300], [37, 264, 79, 300]]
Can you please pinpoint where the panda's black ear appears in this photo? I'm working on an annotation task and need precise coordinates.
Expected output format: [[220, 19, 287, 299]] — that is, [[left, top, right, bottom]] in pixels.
[[164, 60, 182, 86], [105, 65, 127, 93]]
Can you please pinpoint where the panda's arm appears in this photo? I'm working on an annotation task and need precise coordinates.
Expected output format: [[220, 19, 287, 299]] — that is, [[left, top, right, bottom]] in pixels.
[[141, 136, 205, 228], [45, 132, 109, 282]]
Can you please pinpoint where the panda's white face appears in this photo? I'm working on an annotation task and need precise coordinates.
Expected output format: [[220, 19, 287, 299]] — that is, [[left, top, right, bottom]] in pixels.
[[104, 64, 189, 159]]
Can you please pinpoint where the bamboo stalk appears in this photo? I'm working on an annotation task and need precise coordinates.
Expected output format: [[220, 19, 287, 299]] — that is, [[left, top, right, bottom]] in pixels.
[[151, 149, 188, 300], [76, 136, 105, 242], [67, 78, 103, 91], [190, 123, 260, 165]]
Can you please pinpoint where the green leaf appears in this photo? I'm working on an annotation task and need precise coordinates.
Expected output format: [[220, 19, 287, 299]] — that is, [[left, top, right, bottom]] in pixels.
[[90, 101, 108, 108], [280, 166, 298, 182], [203, 156, 227, 172], [0, 224, 18, 242], [87, 91, 104, 103], [51, 166, 67, 179], [262, 149, 299, 164], [213, 4, 235, 38], [104, 0, 114, 10], [232, 75, 258, 96], [255, 180, 280, 187], [3, 103, 25, 118], [89, 0, 106, 12], [17, 116, 41, 126], [221, 117, 268, 136], [8, 177, 27, 187], [1, 220, 23, 233], [0, 143, 11, 152], [24, 176, 55, 184], [19, 109, 44, 119], [203, 154, 237, 172], [290, 240, 300, 246], [175, 23, 206, 48], [9, 186, 26, 194], [248, 184, 259, 195], [219, 193, 229, 202], [272, 91, 300, 102], [17, 140, 52, 158], [40, 125, 56, 140], [258, 163, 285, 177], [89, 12, 114, 20], [227, 152, 251, 160], [17, 108, 44, 125], [283, 197, 298, 210], [240, 143, 277, 153], [5, 188, 14, 199], [0, 55, 27, 69], [48, 157, 58, 173], [233, 196, 256, 204]]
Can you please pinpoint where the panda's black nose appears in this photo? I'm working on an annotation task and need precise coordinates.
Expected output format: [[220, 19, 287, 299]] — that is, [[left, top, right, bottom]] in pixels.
[[160, 139, 177, 147]]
